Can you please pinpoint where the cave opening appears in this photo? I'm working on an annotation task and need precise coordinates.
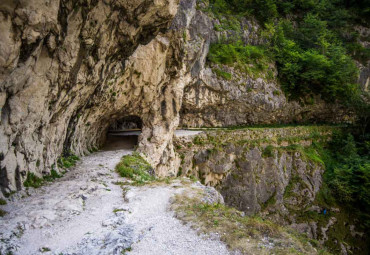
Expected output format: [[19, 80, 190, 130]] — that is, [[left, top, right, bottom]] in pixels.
[[103, 115, 143, 151]]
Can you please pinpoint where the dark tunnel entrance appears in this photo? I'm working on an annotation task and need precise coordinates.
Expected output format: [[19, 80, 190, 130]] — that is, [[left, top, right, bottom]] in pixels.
[[103, 115, 143, 151]]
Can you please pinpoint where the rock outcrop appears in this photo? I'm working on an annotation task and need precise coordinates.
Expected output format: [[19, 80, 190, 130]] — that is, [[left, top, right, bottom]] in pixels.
[[0, 0, 186, 194], [174, 126, 332, 215], [174, 127, 368, 254], [177, 1, 354, 127]]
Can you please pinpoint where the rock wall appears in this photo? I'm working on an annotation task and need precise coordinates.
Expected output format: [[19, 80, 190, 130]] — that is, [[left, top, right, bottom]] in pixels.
[[174, 127, 328, 238], [174, 126, 332, 191], [0, 0, 191, 194], [174, 127, 368, 254], [178, 1, 355, 127]]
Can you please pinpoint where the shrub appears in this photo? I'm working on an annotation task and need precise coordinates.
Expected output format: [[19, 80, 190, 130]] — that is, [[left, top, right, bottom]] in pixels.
[[58, 154, 80, 169], [207, 0, 366, 103], [208, 42, 271, 77], [272, 18, 359, 102], [115, 152, 155, 184], [213, 68, 232, 80], [262, 145, 274, 157], [43, 169, 64, 182], [321, 131, 370, 228]]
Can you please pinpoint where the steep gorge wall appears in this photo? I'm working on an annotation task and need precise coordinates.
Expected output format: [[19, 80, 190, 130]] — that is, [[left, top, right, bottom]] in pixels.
[[0, 0, 190, 194], [174, 127, 368, 254]]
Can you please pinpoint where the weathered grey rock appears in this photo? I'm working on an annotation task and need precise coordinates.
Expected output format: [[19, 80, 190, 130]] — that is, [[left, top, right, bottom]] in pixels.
[[174, 127, 349, 246], [175, 128, 331, 215], [0, 0, 197, 193]]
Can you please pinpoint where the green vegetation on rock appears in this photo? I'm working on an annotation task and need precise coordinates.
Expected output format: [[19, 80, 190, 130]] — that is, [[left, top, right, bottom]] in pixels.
[[0, 209, 7, 217], [24, 172, 44, 188], [213, 68, 232, 80], [208, 42, 272, 78], [58, 154, 80, 169], [115, 152, 155, 185], [176, 125, 370, 253], [206, 0, 370, 103], [0, 198, 7, 205], [43, 169, 64, 182], [270, 17, 359, 101], [282, 129, 370, 253], [320, 131, 370, 229]]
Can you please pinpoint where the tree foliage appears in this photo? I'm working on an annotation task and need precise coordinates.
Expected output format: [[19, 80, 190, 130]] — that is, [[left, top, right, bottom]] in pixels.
[[208, 42, 272, 77], [271, 17, 359, 100], [208, 0, 365, 102], [322, 131, 370, 228]]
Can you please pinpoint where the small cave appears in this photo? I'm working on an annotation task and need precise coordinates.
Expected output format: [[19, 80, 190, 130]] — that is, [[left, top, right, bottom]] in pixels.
[[103, 115, 143, 151]]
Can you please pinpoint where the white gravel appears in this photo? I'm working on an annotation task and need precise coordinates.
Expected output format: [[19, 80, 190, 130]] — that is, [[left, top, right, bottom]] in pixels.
[[0, 147, 228, 255], [125, 185, 229, 255]]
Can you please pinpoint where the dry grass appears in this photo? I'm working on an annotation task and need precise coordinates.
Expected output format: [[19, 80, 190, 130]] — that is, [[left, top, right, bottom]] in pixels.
[[171, 190, 331, 255]]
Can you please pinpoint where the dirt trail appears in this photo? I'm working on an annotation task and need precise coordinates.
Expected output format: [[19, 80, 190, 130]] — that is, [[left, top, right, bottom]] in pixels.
[[0, 149, 131, 255], [0, 130, 229, 255]]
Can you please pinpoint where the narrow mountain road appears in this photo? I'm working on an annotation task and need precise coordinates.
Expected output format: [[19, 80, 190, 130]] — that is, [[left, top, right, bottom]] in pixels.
[[0, 130, 229, 255], [0, 149, 131, 255]]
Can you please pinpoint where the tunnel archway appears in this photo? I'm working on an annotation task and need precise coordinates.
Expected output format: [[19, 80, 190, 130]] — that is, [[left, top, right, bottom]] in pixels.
[[103, 115, 143, 151], [109, 115, 143, 131]]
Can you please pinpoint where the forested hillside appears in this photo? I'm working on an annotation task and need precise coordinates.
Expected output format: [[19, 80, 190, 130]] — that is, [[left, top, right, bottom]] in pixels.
[[206, 0, 369, 99]]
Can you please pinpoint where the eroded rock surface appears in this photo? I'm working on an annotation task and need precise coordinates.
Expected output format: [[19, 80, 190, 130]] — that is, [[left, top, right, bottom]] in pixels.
[[174, 127, 368, 254], [0, 0, 189, 193], [174, 127, 330, 217]]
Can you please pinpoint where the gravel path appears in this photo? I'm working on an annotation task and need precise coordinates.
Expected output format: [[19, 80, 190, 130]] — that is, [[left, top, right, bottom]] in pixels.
[[108, 130, 202, 137], [125, 185, 229, 255], [0, 147, 228, 255], [174, 130, 203, 137]]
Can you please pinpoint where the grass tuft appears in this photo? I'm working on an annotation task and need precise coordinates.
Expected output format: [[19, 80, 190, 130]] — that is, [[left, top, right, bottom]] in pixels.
[[213, 68, 232, 80], [0, 198, 7, 205], [24, 172, 44, 188], [262, 145, 275, 158], [0, 208, 7, 217], [58, 154, 80, 169], [115, 152, 155, 185]]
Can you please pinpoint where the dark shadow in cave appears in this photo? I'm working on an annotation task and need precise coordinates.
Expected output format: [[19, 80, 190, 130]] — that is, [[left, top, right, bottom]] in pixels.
[[102, 115, 143, 151]]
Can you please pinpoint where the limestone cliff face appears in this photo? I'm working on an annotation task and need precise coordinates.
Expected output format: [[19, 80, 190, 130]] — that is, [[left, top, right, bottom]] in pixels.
[[174, 127, 331, 215], [0, 0, 188, 194], [174, 128, 327, 240], [178, 1, 355, 127]]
